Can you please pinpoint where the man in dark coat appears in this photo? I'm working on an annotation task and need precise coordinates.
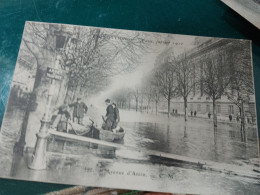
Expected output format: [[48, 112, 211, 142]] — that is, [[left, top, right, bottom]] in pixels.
[[57, 105, 71, 132], [112, 102, 120, 129], [69, 98, 88, 124], [102, 99, 115, 131]]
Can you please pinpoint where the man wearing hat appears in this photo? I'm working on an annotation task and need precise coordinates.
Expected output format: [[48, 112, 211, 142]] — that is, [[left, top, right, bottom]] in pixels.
[[69, 97, 88, 124], [112, 102, 120, 129], [56, 104, 71, 132], [51, 104, 71, 132], [102, 99, 115, 130]]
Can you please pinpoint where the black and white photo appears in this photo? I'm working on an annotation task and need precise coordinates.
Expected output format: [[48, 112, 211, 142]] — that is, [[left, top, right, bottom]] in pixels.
[[0, 22, 259, 194]]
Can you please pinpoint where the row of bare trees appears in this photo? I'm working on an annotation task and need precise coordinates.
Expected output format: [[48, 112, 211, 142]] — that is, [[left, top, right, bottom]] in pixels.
[[153, 40, 254, 138], [21, 22, 151, 105], [111, 40, 254, 141], [17, 22, 153, 147], [111, 82, 161, 114]]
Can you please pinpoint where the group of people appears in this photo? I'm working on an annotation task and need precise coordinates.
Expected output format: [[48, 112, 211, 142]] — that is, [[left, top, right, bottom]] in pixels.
[[190, 111, 197, 117], [53, 97, 88, 132], [53, 97, 120, 132]]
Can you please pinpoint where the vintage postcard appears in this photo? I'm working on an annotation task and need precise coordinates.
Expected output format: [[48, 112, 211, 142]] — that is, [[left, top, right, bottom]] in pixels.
[[221, 0, 260, 29], [0, 22, 259, 194]]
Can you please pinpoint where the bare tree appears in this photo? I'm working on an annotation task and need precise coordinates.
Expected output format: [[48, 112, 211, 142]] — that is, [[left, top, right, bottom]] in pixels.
[[111, 88, 133, 109], [132, 87, 139, 112], [19, 22, 152, 148], [145, 87, 154, 113], [139, 85, 153, 113], [139, 88, 145, 113], [62, 27, 150, 102], [23, 22, 151, 105], [224, 40, 254, 141], [152, 86, 161, 114], [145, 71, 161, 114], [16, 22, 72, 149], [155, 63, 178, 118], [175, 53, 194, 121], [201, 53, 230, 128]]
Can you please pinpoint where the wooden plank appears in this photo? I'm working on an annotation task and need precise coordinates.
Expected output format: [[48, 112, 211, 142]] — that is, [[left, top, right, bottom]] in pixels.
[[49, 130, 208, 164], [49, 129, 123, 148], [48, 129, 260, 180]]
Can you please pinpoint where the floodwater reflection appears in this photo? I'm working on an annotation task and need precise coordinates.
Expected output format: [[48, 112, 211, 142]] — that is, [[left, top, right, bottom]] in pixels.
[[120, 112, 258, 164], [0, 108, 259, 194]]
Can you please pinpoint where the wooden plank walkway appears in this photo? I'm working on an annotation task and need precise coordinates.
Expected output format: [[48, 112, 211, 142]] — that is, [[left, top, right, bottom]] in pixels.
[[48, 129, 260, 180]]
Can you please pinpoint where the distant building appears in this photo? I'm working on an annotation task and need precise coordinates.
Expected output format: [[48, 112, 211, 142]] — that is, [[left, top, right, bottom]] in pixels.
[[161, 39, 256, 123]]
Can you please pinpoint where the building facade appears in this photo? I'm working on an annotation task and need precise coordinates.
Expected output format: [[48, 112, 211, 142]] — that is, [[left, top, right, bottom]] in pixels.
[[163, 38, 256, 123]]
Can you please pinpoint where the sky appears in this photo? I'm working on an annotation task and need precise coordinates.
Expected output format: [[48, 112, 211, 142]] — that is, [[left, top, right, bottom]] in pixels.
[[88, 33, 199, 107]]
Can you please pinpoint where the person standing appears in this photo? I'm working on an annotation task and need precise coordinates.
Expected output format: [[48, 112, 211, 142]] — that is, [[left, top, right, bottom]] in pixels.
[[51, 104, 71, 132], [57, 105, 71, 132], [69, 98, 88, 124], [208, 112, 211, 119], [229, 114, 233, 122], [112, 102, 120, 129], [102, 99, 115, 131]]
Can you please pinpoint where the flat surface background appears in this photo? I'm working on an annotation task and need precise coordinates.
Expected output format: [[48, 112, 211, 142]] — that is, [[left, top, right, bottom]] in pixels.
[[0, 0, 259, 194]]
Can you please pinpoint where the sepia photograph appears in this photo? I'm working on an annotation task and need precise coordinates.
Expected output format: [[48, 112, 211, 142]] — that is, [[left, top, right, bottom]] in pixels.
[[221, 0, 260, 29], [0, 21, 259, 194]]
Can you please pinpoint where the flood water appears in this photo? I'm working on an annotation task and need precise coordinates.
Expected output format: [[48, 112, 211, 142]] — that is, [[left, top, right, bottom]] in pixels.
[[120, 112, 259, 164], [0, 106, 25, 177], [0, 107, 260, 194]]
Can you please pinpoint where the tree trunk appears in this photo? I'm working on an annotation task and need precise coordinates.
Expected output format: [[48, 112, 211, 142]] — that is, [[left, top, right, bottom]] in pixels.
[[240, 102, 246, 142], [64, 84, 70, 103], [71, 89, 76, 102], [128, 99, 131, 110], [135, 98, 138, 112], [184, 96, 188, 122], [74, 84, 82, 100], [147, 102, 150, 113], [140, 97, 143, 112], [212, 99, 217, 127], [22, 27, 69, 147], [55, 71, 69, 105], [167, 98, 170, 118], [24, 49, 56, 147], [155, 100, 158, 115]]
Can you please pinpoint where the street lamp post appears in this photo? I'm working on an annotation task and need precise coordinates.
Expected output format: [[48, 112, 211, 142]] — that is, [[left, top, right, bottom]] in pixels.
[[27, 30, 70, 170], [28, 56, 61, 170]]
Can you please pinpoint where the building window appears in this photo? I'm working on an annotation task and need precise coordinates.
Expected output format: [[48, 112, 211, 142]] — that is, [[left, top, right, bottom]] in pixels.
[[197, 104, 201, 112], [190, 104, 193, 111], [206, 104, 210, 113], [217, 105, 221, 114], [229, 105, 234, 115]]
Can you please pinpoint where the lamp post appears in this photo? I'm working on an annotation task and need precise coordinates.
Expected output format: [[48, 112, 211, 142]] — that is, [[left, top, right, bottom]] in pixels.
[[28, 32, 67, 170], [28, 55, 62, 170]]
